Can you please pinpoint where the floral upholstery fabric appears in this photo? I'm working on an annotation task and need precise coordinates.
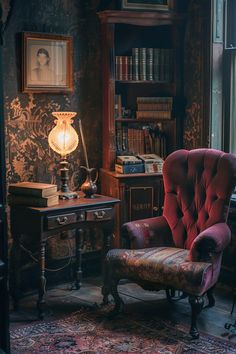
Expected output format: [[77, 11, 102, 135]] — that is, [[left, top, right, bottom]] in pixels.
[[106, 247, 220, 296]]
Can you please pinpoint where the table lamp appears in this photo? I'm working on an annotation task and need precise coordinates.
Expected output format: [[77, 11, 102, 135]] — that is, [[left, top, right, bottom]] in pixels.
[[48, 111, 79, 199]]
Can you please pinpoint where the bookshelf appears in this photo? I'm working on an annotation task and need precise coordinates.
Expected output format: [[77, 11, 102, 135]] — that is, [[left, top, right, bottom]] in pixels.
[[98, 9, 186, 245]]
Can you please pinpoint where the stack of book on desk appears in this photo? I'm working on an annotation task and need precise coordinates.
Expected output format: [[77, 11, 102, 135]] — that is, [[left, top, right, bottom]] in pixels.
[[8, 182, 59, 207], [115, 155, 144, 174]]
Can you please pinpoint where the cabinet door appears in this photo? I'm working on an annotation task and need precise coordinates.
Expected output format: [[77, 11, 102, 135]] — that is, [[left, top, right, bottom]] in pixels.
[[125, 176, 163, 222]]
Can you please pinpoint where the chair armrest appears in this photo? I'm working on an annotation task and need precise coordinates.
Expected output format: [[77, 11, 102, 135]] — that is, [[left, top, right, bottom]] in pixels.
[[189, 223, 231, 261], [121, 216, 173, 249]]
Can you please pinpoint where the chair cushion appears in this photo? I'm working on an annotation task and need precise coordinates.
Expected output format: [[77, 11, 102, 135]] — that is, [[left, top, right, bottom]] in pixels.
[[106, 247, 218, 296]]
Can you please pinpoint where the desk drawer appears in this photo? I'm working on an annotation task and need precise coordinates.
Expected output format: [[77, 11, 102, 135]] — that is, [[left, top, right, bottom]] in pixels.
[[47, 212, 77, 230], [86, 208, 113, 221]]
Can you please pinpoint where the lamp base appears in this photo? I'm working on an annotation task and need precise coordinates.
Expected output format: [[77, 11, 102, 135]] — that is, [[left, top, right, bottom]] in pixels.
[[58, 190, 78, 200]]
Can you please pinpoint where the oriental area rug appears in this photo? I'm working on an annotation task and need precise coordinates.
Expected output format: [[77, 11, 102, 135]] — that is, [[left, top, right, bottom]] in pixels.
[[10, 305, 236, 354]]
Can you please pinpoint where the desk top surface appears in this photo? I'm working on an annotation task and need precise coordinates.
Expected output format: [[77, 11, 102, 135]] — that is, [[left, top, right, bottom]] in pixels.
[[10, 193, 120, 214]]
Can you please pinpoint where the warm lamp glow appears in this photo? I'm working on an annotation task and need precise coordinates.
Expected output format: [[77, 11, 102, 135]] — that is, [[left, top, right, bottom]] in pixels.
[[48, 111, 79, 199], [48, 111, 79, 157]]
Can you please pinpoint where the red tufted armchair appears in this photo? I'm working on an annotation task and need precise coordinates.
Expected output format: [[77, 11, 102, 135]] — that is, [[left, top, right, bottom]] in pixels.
[[103, 149, 236, 339]]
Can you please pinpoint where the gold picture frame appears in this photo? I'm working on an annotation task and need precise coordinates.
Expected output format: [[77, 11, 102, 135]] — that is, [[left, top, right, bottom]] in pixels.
[[22, 32, 73, 93], [121, 0, 169, 11]]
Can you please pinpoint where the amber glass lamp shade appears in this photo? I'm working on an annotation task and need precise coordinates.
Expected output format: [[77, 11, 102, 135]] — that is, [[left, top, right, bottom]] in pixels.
[[48, 111, 79, 157], [48, 112, 79, 199]]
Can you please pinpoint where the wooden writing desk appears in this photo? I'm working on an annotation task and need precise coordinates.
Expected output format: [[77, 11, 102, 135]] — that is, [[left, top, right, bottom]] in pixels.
[[9, 193, 119, 318]]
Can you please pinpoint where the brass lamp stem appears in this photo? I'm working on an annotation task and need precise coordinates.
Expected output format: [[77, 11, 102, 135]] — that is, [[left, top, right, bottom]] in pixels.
[[58, 157, 78, 199]]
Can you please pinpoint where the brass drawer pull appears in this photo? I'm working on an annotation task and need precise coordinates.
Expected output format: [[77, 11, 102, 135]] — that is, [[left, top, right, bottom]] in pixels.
[[56, 216, 68, 225], [94, 211, 105, 219]]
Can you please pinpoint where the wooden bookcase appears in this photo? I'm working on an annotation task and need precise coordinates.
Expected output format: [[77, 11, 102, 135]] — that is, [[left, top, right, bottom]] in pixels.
[[98, 9, 186, 246]]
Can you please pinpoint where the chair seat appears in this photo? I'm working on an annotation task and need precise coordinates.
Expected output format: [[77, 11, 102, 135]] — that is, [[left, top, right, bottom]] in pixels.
[[106, 247, 215, 296]]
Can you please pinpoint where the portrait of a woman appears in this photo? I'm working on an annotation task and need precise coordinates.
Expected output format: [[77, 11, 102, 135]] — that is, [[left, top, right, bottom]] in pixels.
[[23, 33, 72, 92], [31, 48, 54, 83]]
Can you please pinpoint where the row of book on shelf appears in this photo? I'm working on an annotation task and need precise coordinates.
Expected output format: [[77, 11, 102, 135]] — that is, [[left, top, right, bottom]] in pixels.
[[115, 96, 173, 121], [116, 124, 167, 160], [115, 154, 164, 174], [115, 48, 173, 82], [8, 182, 59, 207]]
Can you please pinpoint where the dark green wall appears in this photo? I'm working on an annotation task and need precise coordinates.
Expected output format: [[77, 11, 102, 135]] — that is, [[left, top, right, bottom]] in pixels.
[[4, 0, 102, 190], [2, 0, 211, 285]]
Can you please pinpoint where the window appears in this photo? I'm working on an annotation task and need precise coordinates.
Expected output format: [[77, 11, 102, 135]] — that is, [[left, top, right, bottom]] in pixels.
[[223, 0, 236, 153], [210, 0, 236, 154]]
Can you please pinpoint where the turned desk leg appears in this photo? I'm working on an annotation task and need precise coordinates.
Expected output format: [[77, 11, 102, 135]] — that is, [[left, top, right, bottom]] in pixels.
[[102, 228, 112, 305], [75, 228, 83, 290], [10, 235, 21, 311], [37, 240, 46, 319]]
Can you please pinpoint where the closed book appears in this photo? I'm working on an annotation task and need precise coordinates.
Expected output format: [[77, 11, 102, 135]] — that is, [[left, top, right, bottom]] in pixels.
[[137, 154, 164, 164], [8, 182, 58, 197], [8, 193, 59, 207], [136, 110, 171, 119], [132, 48, 139, 81], [115, 163, 144, 174], [146, 48, 154, 81], [137, 103, 172, 111], [116, 155, 142, 165], [144, 162, 163, 174], [136, 97, 173, 104], [153, 48, 161, 81], [139, 48, 146, 81], [128, 56, 133, 80]]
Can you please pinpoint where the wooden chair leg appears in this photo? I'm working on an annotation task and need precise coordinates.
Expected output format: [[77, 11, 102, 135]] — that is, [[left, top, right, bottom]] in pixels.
[[189, 295, 204, 339], [109, 278, 124, 316], [205, 287, 215, 308]]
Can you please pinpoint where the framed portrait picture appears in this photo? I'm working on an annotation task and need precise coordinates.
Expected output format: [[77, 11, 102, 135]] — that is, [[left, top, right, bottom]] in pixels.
[[121, 0, 169, 11], [22, 32, 73, 93]]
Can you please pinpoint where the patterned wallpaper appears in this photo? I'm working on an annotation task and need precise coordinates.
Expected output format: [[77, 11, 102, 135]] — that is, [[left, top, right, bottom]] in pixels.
[[3, 0, 103, 263], [4, 0, 102, 191]]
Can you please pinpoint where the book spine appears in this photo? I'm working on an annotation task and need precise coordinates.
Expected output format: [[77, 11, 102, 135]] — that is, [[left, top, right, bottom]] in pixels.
[[116, 159, 142, 165], [8, 194, 59, 207], [139, 48, 146, 81], [144, 162, 163, 173], [136, 96, 173, 104], [136, 111, 171, 119], [137, 103, 172, 111], [8, 186, 57, 197], [121, 56, 129, 81], [132, 48, 139, 81], [116, 122, 123, 153], [128, 56, 133, 80], [146, 48, 153, 81], [114, 94, 122, 119], [143, 127, 152, 154], [159, 49, 166, 82], [153, 48, 160, 81], [122, 125, 128, 151], [115, 163, 145, 174], [115, 56, 122, 80]]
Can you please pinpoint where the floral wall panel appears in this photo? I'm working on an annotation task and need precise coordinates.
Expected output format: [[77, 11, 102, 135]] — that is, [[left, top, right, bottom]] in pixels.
[[183, 0, 211, 149]]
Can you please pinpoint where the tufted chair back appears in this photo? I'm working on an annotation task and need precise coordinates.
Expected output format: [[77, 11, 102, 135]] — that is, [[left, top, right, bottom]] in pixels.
[[163, 149, 236, 250]]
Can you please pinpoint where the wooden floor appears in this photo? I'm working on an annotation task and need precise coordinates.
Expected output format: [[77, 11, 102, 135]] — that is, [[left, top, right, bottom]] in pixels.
[[10, 276, 236, 342]]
